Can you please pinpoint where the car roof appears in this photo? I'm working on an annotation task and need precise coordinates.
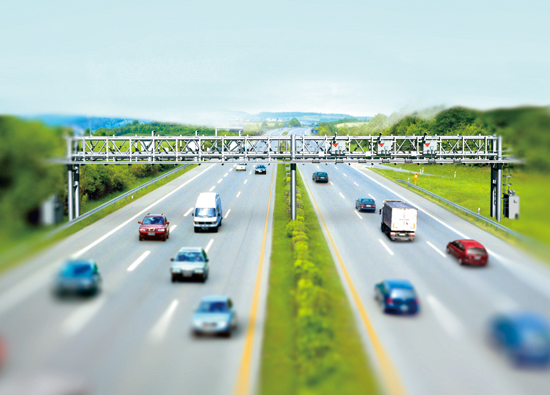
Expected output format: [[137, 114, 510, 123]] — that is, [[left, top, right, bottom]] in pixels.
[[200, 295, 229, 303], [64, 259, 95, 266], [177, 247, 203, 253], [145, 214, 164, 217], [385, 279, 414, 290], [458, 239, 484, 247]]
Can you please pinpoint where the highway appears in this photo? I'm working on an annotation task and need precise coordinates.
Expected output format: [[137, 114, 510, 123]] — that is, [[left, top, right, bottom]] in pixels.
[[299, 153, 550, 395], [1, 125, 549, 395], [0, 160, 277, 394]]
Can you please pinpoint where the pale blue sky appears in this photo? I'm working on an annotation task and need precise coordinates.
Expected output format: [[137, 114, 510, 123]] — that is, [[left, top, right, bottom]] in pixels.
[[0, 0, 548, 123]]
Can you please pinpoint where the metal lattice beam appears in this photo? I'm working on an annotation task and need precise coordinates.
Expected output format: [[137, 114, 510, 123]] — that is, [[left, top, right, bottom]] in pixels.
[[55, 135, 516, 165]]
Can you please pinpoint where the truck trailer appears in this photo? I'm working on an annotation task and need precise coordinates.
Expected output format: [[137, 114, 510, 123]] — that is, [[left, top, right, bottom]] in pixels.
[[379, 200, 417, 241]]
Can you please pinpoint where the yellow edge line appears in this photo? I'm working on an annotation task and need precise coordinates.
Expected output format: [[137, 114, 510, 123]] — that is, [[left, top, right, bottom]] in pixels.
[[233, 166, 275, 395], [300, 168, 407, 395]]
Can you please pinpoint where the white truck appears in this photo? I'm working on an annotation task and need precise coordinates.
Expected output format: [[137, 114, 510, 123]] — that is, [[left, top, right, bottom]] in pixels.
[[379, 200, 417, 241]]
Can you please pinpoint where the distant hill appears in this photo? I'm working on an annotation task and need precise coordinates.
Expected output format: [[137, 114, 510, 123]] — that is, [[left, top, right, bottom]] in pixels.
[[245, 112, 371, 123], [24, 115, 150, 135]]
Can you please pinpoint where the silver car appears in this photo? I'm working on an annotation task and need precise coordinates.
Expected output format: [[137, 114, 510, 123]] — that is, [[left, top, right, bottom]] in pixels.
[[192, 295, 237, 337], [170, 247, 209, 282]]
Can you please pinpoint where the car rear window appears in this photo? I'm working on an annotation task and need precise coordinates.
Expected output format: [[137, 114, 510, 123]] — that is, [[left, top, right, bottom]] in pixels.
[[198, 301, 228, 313], [61, 264, 92, 277], [143, 216, 164, 225], [390, 289, 416, 300], [361, 199, 374, 204], [467, 247, 487, 255], [176, 252, 204, 262], [195, 208, 216, 217], [318, 172, 327, 177]]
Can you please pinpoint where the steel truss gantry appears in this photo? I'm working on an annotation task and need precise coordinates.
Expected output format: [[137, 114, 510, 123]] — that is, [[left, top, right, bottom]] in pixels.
[[59, 134, 508, 165], [59, 134, 516, 221]]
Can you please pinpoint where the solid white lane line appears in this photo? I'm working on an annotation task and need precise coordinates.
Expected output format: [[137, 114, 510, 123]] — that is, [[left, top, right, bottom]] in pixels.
[[368, 194, 375, 199], [63, 298, 105, 336], [127, 251, 150, 272], [378, 239, 394, 256], [329, 181, 334, 185], [224, 209, 231, 219], [184, 207, 193, 217], [205, 239, 214, 253], [71, 165, 213, 259], [209, 185, 216, 191], [149, 299, 179, 342], [237, 191, 241, 197], [426, 295, 464, 340], [170, 225, 177, 233], [217, 179, 223, 183], [224, 173, 228, 177], [339, 192, 345, 199], [343, 173, 347, 177], [244, 180, 248, 184], [355, 211, 362, 219], [427, 241, 447, 258], [353, 182, 359, 186]]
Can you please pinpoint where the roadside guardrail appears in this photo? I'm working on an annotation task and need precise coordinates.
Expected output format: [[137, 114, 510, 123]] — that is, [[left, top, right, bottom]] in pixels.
[[396, 180, 523, 239], [51, 165, 190, 235]]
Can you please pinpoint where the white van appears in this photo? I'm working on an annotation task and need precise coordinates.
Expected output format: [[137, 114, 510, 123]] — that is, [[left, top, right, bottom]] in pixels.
[[192, 192, 223, 233]]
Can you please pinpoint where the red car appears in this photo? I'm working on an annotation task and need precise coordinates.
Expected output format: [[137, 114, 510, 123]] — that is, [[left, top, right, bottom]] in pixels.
[[138, 214, 170, 241], [0, 335, 5, 369], [446, 239, 488, 266]]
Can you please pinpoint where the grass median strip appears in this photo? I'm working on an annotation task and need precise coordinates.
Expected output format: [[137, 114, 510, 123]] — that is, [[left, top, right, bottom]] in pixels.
[[260, 164, 379, 395]]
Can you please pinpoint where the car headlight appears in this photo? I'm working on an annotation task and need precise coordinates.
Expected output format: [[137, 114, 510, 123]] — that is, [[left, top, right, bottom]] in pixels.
[[158, 228, 165, 232], [194, 268, 204, 273], [217, 321, 229, 328], [171, 268, 181, 273], [193, 320, 203, 327]]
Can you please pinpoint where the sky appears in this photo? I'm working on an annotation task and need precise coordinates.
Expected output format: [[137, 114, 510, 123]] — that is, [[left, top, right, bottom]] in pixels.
[[0, 0, 548, 123]]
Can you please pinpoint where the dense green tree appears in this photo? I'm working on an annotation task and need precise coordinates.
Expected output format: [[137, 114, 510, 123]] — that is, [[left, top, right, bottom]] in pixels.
[[289, 117, 301, 127]]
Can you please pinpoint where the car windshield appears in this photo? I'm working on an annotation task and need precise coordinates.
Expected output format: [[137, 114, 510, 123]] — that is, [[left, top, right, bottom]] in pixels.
[[143, 216, 164, 225], [467, 247, 487, 255], [195, 208, 216, 218], [390, 289, 416, 300], [317, 172, 327, 177], [197, 301, 228, 313], [175, 252, 204, 262], [61, 264, 93, 277]]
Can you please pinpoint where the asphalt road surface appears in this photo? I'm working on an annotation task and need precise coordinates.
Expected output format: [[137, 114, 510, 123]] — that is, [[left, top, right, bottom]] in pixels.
[[300, 161, 550, 395], [0, 162, 277, 395]]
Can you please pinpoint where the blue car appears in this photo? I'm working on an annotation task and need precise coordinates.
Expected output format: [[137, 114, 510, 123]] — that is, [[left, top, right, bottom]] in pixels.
[[192, 296, 237, 337], [490, 312, 550, 367], [374, 279, 419, 314], [55, 260, 102, 296]]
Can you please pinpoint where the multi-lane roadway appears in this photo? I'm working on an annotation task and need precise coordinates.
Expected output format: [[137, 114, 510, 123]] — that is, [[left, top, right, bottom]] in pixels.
[[0, 160, 277, 394], [0, 126, 549, 395]]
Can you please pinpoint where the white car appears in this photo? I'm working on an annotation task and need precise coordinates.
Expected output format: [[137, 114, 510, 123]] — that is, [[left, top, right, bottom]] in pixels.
[[236, 163, 246, 171]]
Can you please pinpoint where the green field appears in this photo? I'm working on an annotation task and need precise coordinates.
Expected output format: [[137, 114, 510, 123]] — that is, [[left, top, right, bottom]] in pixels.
[[369, 164, 550, 249], [260, 164, 379, 395]]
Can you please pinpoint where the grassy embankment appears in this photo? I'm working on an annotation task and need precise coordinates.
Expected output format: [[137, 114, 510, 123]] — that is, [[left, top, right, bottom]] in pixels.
[[0, 164, 196, 275], [369, 164, 550, 255], [260, 164, 379, 395]]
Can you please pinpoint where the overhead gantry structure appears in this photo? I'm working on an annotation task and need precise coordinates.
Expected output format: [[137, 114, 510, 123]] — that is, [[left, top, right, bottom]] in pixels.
[[56, 133, 517, 222]]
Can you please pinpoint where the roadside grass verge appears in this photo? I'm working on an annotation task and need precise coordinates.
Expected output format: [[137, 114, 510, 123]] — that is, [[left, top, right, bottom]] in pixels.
[[260, 164, 379, 395], [0, 164, 196, 276], [368, 164, 550, 261]]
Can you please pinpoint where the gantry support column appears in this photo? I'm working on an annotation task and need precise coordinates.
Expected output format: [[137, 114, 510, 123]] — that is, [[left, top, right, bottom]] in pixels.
[[74, 165, 80, 218], [291, 134, 297, 220], [67, 165, 74, 221]]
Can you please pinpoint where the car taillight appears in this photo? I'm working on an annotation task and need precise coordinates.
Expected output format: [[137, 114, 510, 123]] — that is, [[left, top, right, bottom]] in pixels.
[[386, 297, 393, 304], [414, 298, 419, 305], [410, 233, 415, 237], [361, 205, 365, 208], [390, 232, 396, 236]]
